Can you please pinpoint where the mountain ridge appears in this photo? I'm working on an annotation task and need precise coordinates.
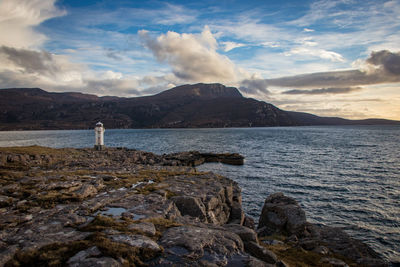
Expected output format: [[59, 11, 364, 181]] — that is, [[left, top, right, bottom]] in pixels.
[[0, 83, 398, 130]]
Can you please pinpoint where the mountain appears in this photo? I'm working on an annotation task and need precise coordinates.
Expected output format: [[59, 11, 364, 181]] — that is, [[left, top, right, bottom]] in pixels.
[[0, 84, 398, 130], [155, 83, 243, 99]]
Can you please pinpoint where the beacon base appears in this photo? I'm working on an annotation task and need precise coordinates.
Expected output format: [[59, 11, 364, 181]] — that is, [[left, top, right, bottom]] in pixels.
[[94, 145, 105, 151]]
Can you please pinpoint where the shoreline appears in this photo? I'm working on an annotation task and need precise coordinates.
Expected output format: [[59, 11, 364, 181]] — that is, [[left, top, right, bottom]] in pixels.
[[0, 146, 390, 266], [1, 124, 400, 132]]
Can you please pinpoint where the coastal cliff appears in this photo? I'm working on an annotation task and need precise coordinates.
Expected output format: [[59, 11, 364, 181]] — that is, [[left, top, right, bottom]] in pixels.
[[0, 147, 388, 266]]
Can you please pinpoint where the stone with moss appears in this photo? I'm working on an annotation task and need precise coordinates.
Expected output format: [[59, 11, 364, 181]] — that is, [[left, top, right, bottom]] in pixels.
[[0, 146, 389, 266]]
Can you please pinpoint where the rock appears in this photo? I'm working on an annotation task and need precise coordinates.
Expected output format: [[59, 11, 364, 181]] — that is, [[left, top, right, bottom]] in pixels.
[[313, 245, 330, 255], [261, 239, 284, 246], [320, 257, 349, 267], [276, 260, 290, 267], [74, 184, 98, 199], [46, 181, 82, 191], [258, 193, 307, 236], [244, 241, 277, 264], [171, 196, 207, 222], [162, 151, 245, 166], [70, 257, 121, 267], [110, 234, 161, 252], [243, 216, 255, 230], [199, 259, 219, 267], [223, 224, 258, 244], [68, 246, 102, 266], [299, 238, 319, 250], [356, 258, 391, 267], [128, 222, 156, 236], [62, 214, 87, 227], [0, 195, 13, 208], [285, 234, 298, 243], [201, 153, 244, 165], [92, 179, 105, 190], [245, 256, 274, 267], [229, 201, 245, 225], [163, 151, 204, 166], [308, 224, 388, 265], [0, 146, 389, 267], [160, 225, 244, 259], [0, 244, 18, 267]]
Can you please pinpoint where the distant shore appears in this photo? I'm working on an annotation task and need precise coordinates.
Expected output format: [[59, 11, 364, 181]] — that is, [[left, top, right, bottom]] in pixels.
[[1, 86, 399, 132]]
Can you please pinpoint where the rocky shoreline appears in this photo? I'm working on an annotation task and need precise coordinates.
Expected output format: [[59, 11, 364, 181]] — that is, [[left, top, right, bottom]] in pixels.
[[0, 146, 389, 266]]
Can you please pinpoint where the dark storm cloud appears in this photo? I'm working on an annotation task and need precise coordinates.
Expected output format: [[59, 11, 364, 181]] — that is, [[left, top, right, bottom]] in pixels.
[[266, 70, 372, 88], [239, 78, 270, 95], [282, 87, 363, 95], [0, 46, 59, 76], [260, 50, 400, 90], [366, 50, 400, 75]]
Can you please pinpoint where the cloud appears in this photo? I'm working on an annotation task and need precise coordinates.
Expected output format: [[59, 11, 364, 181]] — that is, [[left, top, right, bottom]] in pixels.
[[0, 45, 181, 96], [139, 26, 238, 83], [221, 41, 246, 52], [154, 3, 197, 25], [266, 50, 400, 88], [285, 47, 345, 62], [84, 78, 140, 96], [0, 45, 86, 82], [0, 46, 60, 76], [282, 87, 363, 95], [105, 48, 123, 61], [0, 0, 65, 48], [239, 77, 270, 95], [366, 50, 400, 75]]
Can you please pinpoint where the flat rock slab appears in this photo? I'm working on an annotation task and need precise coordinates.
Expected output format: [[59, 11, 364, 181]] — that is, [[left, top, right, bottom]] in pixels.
[[160, 225, 244, 259], [110, 234, 161, 252]]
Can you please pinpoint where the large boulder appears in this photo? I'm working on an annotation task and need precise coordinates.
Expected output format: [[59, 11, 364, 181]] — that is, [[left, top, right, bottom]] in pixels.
[[258, 193, 307, 236]]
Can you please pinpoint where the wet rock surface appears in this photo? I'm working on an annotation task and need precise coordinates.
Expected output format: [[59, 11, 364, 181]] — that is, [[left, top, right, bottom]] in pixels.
[[0, 146, 388, 266], [258, 193, 389, 267]]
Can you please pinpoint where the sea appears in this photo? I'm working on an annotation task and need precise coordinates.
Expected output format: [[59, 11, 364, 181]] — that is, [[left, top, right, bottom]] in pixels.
[[0, 126, 399, 262]]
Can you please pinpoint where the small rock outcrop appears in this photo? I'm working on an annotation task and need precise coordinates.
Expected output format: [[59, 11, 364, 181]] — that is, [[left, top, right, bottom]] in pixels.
[[0, 146, 244, 169], [258, 192, 307, 236], [258, 193, 389, 267]]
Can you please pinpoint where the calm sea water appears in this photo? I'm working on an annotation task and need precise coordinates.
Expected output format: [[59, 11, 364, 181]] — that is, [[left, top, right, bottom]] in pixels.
[[0, 126, 399, 262]]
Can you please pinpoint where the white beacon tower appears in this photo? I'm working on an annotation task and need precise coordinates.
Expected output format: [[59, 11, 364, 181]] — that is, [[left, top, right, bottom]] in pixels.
[[94, 122, 105, 150]]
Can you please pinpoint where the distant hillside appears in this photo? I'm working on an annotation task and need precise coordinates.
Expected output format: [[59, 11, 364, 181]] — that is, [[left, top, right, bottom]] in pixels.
[[0, 84, 398, 130]]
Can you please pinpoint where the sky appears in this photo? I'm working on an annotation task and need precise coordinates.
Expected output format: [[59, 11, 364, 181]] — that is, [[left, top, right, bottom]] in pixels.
[[0, 0, 400, 120]]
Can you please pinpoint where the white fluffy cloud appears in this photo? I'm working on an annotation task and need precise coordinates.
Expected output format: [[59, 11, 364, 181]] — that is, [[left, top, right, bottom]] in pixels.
[[285, 47, 345, 62], [0, 0, 65, 48], [221, 41, 246, 52], [139, 27, 240, 83]]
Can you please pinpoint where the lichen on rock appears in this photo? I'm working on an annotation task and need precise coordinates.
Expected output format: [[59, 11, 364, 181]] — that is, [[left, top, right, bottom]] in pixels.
[[0, 146, 388, 266]]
